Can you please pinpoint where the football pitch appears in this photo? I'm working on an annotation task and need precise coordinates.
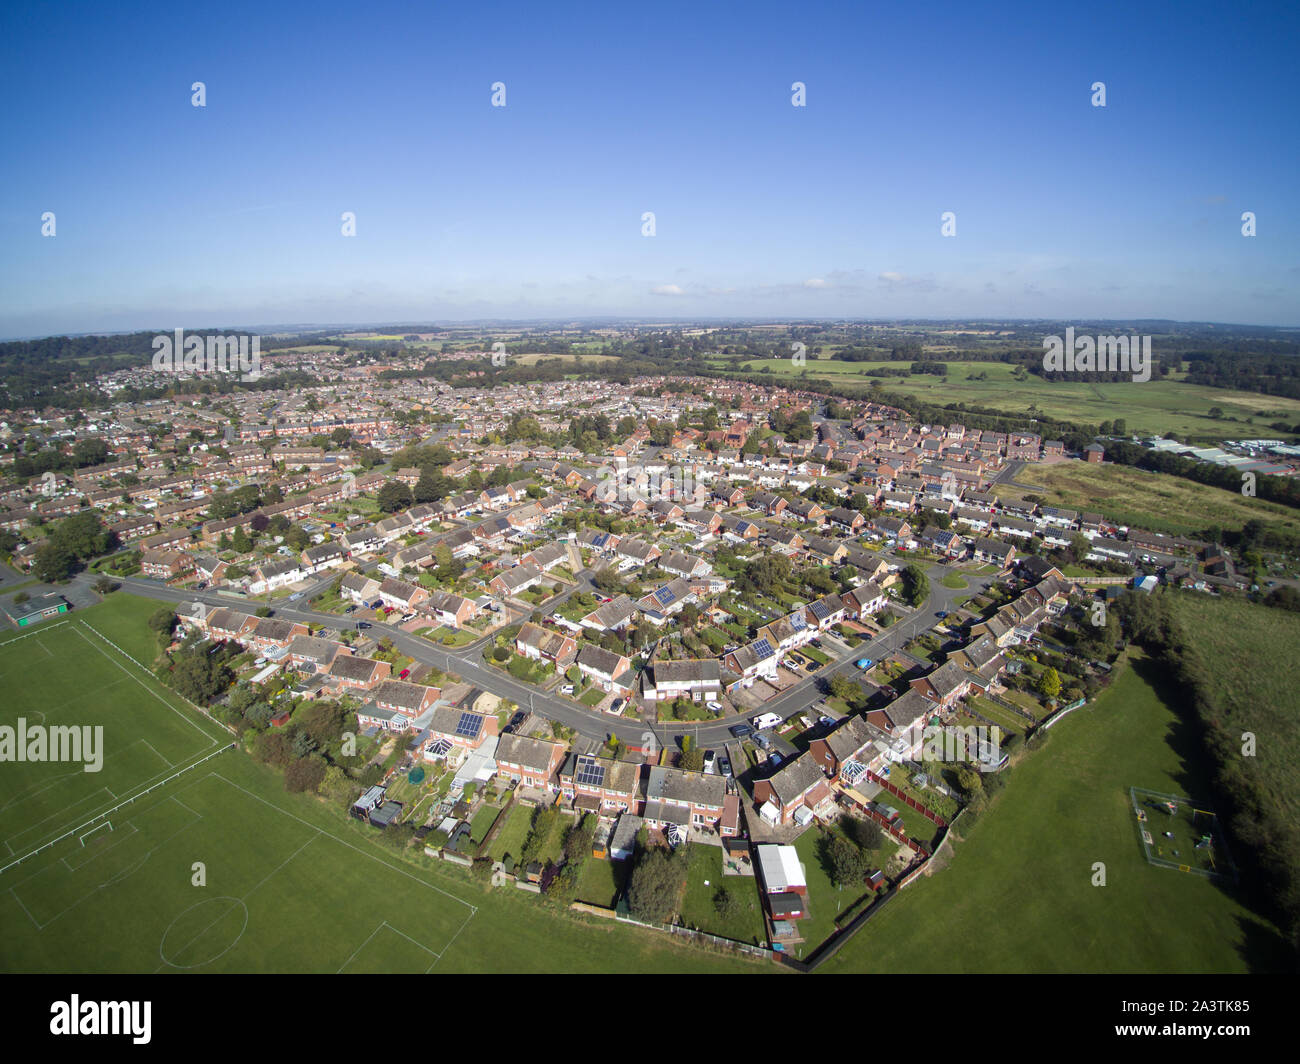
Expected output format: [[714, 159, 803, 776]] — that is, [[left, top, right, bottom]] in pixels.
[[0, 607, 478, 973], [1, 765, 478, 972], [0, 616, 232, 863]]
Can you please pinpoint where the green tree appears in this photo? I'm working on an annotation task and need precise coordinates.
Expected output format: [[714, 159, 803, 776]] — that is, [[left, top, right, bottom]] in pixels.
[[377, 481, 413, 513], [147, 606, 177, 644], [823, 834, 870, 888], [902, 564, 929, 608], [1037, 666, 1062, 701], [33, 542, 76, 582], [627, 848, 685, 923]]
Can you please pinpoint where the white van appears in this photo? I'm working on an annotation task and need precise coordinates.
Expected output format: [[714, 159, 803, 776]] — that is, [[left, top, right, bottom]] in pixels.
[[751, 712, 782, 731]]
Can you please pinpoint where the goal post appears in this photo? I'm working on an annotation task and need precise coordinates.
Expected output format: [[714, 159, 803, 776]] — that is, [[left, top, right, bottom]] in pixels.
[[79, 821, 113, 846]]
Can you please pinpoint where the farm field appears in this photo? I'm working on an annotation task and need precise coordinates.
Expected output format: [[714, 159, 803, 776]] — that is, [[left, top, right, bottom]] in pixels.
[[821, 649, 1290, 973], [513, 352, 619, 366], [708, 357, 1300, 441], [1006, 459, 1300, 541]]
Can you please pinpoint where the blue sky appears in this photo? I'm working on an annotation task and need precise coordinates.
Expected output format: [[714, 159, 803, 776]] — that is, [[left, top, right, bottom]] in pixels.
[[1, 0, 1296, 337]]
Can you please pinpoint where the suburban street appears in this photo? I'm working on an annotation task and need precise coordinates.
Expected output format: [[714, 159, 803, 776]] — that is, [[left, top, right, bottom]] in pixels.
[[73, 552, 993, 754]]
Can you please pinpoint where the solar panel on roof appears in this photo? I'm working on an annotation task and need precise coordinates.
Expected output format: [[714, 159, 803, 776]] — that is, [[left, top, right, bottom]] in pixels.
[[455, 712, 481, 738], [752, 638, 774, 659], [574, 755, 606, 788], [653, 586, 675, 606]]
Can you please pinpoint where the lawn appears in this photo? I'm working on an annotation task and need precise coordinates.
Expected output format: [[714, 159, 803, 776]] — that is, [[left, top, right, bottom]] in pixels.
[[575, 855, 627, 908], [469, 803, 504, 844], [822, 649, 1291, 973], [486, 803, 533, 865], [964, 696, 1028, 737], [677, 843, 767, 946]]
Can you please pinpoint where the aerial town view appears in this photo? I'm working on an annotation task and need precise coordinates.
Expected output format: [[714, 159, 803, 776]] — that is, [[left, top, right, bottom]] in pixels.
[[0, 0, 1294, 1042]]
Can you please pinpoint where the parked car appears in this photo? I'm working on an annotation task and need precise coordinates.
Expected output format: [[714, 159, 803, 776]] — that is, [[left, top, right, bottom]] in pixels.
[[754, 733, 773, 751], [559, 684, 575, 695], [399, 668, 410, 680], [751, 712, 782, 730], [609, 698, 626, 715], [288, 592, 302, 601], [703, 750, 716, 774], [718, 755, 733, 777], [769, 752, 783, 768], [936, 610, 948, 619], [195, 581, 208, 590]]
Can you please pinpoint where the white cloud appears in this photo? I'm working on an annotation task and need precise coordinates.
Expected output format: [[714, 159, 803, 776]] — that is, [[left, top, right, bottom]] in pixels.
[[803, 278, 828, 288], [650, 284, 684, 296]]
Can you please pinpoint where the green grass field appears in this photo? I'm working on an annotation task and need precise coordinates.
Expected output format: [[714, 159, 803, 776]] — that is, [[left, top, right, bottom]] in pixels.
[[0, 600, 231, 860], [822, 650, 1289, 973], [709, 357, 1300, 441], [1007, 460, 1300, 542], [1163, 594, 1300, 834], [0, 597, 763, 974]]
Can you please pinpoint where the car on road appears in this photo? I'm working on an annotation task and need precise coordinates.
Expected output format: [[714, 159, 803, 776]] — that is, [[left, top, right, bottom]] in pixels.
[[856, 658, 874, 670], [288, 593, 302, 601], [729, 723, 754, 739], [936, 610, 948, 618], [357, 621, 372, 629]]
